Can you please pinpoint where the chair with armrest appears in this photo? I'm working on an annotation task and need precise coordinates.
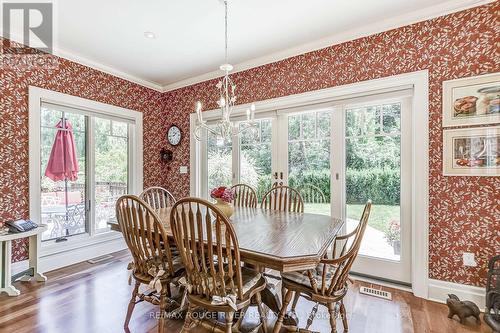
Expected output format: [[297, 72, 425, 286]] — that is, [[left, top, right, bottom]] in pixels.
[[273, 201, 372, 333]]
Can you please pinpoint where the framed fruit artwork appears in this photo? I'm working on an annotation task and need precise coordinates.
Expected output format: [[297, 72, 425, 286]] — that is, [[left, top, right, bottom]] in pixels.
[[443, 126, 500, 176], [442, 73, 500, 127]]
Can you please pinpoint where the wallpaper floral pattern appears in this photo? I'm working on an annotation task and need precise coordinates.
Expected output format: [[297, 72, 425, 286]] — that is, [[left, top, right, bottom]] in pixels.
[[0, 41, 170, 262], [0, 3, 498, 287], [160, 3, 500, 287]]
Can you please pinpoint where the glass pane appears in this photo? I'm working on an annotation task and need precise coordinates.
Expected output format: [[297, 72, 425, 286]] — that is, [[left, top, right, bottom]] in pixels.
[[382, 103, 401, 134], [41, 107, 62, 127], [207, 128, 232, 192], [345, 106, 381, 137], [240, 122, 260, 145], [288, 112, 331, 216], [240, 119, 272, 200], [317, 111, 331, 137], [112, 120, 128, 137], [301, 113, 316, 139], [94, 118, 129, 232], [41, 110, 87, 241], [345, 105, 402, 261], [288, 115, 300, 140], [95, 118, 111, 135]]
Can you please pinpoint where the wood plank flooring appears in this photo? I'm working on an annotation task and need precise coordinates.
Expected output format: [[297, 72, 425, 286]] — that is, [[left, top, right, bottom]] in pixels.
[[0, 250, 489, 333]]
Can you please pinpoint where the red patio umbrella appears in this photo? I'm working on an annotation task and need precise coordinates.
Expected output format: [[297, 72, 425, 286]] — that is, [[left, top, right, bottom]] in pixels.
[[45, 118, 79, 182], [44, 118, 79, 240]]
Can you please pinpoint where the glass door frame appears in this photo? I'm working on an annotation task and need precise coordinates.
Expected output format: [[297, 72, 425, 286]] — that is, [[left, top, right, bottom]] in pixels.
[[333, 96, 413, 284], [189, 70, 429, 296], [29, 87, 144, 254], [274, 108, 336, 217]]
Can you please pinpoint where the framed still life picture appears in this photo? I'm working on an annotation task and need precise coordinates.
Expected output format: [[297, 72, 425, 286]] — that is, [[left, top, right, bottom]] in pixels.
[[442, 73, 500, 127], [443, 126, 500, 176]]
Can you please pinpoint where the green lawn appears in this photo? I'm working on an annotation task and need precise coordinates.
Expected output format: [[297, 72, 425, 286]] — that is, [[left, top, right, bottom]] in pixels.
[[304, 203, 400, 233]]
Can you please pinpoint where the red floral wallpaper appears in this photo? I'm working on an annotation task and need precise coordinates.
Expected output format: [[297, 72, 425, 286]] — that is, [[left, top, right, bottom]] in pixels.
[[160, 3, 500, 287], [0, 40, 172, 262], [1, 2, 498, 287]]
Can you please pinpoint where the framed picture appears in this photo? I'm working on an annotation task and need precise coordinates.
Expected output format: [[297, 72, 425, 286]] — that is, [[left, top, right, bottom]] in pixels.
[[443, 126, 500, 176], [442, 73, 500, 127]]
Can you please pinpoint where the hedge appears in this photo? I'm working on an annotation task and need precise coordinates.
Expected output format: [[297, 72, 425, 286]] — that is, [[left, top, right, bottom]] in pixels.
[[284, 168, 400, 205]]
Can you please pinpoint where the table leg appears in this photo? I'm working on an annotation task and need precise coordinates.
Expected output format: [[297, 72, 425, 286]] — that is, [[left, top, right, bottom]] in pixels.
[[0, 240, 20, 296], [261, 282, 299, 328], [18, 234, 46, 282]]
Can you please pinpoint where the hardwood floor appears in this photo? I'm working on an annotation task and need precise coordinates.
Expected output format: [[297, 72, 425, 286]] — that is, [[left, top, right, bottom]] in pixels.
[[0, 250, 489, 333]]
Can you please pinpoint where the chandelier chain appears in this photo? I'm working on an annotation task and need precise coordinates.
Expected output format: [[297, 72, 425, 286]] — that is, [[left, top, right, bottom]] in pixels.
[[224, 0, 228, 64]]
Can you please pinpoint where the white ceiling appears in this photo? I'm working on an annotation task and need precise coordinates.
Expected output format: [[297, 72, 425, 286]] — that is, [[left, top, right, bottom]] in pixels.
[[3, 0, 493, 91]]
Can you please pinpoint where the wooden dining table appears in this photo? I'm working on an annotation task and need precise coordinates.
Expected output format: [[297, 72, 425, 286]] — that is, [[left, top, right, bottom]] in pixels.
[[108, 205, 344, 325]]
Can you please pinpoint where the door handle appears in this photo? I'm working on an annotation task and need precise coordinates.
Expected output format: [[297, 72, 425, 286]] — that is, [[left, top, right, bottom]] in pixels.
[[279, 172, 283, 180], [274, 172, 278, 179]]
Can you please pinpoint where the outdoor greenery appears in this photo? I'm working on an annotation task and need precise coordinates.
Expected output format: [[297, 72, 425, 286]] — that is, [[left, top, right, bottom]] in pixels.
[[40, 108, 128, 193], [205, 104, 402, 237]]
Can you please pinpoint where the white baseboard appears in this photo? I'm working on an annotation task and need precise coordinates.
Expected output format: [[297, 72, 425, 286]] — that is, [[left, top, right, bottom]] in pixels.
[[12, 237, 127, 275], [428, 278, 486, 310]]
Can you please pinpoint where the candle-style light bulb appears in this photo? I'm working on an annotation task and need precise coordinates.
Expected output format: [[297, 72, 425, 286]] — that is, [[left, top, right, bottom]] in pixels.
[[246, 108, 250, 120], [250, 103, 255, 120], [219, 97, 226, 107], [196, 101, 203, 122]]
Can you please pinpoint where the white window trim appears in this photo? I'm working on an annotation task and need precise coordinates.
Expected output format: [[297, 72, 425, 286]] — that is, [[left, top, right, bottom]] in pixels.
[[190, 70, 429, 299], [28, 86, 143, 269]]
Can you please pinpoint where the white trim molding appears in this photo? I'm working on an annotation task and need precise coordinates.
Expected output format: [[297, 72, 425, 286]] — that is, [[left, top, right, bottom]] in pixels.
[[191, 70, 430, 298], [1, 0, 491, 92], [163, 0, 493, 92], [429, 279, 486, 310]]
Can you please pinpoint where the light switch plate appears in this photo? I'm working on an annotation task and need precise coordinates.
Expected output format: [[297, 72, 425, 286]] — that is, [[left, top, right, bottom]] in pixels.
[[179, 166, 188, 174]]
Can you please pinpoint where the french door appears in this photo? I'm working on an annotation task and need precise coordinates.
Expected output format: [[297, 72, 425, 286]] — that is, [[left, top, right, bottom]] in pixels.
[[202, 93, 412, 284]]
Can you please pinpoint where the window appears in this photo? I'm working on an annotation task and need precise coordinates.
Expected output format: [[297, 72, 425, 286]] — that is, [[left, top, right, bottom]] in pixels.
[[29, 87, 142, 248], [287, 111, 331, 215], [207, 126, 232, 191], [239, 119, 272, 200]]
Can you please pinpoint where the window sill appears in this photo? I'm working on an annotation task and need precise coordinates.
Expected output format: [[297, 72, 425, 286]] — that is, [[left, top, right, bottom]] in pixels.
[[40, 230, 123, 257]]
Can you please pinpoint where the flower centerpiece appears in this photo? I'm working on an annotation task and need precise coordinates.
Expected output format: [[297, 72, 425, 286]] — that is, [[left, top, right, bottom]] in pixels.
[[210, 186, 236, 218]]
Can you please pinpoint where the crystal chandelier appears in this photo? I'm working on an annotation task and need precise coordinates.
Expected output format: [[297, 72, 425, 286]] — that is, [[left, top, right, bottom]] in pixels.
[[194, 0, 257, 141]]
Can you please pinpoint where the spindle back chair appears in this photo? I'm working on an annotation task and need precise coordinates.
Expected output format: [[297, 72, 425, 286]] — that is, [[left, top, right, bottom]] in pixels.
[[170, 197, 267, 333], [298, 183, 327, 204], [261, 185, 304, 213], [139, 186, 176, 211], [231, 183, 258, 208], [273, 201, 372, 333], [115, 195, 183, 333]]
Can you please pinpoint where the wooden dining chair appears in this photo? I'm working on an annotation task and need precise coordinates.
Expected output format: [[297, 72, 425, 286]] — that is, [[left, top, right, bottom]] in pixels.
[[231, 183, 258, 208], [170, 197, 268, 333], [273, 201, 372, 333], [140, 186, 176, 210], [261, 185, 304, 213], [298, 183, 326, 204], [116, 195, 184, 333]]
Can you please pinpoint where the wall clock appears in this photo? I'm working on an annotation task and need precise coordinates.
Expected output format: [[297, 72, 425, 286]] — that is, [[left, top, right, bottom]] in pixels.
[[167, 125, 182, 146]]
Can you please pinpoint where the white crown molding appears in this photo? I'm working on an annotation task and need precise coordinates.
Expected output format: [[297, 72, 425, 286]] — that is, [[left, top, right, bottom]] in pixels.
[[2, 0, 493, 92], [55, 49, 164, 92], [1, 32, 164, 92], [162, 0, 494, 92]]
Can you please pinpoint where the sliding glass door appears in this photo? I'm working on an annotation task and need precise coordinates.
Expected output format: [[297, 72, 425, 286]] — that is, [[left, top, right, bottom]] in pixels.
[[40, 104, 131, 241], [342, 99, 411, 283]]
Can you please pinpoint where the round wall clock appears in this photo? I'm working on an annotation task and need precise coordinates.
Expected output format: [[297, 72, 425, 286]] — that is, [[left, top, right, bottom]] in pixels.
[[167, 125, 182, 146]]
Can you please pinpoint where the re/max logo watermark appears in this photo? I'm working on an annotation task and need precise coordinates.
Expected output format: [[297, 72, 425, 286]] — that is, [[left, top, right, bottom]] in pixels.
[[2, 1, 53, 54]]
